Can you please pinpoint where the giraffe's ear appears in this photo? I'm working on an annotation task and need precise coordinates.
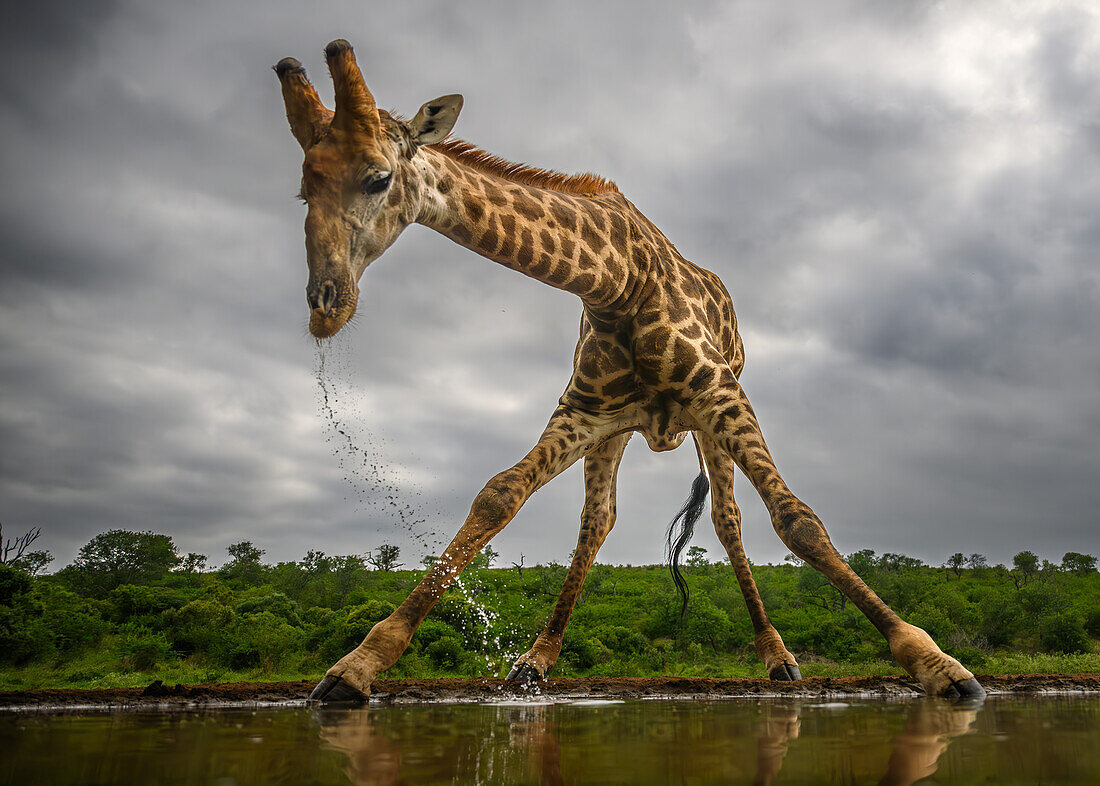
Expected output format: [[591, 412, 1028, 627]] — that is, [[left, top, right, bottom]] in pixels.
[[406, 94, 463, 147]]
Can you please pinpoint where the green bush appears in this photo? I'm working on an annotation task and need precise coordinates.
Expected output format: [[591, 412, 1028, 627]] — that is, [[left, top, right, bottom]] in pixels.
[[164, 597, 235, 657], [0, 610, 56, 664], [561, 631, 602, 670], [301, 606, 345, 663], [412, 619, 463, 651], [235, 592, 302, 627], [226, 612, 303, 671], [1039, 614, 1090, 654], [594, 625, 648, 656], [1084, 606, 1100, 638], [108, 584, 187, 623], [37, 586, 109, 653], [431, 594, 483, 634], [0, 565, 32, 606], [116, 629, 173, 671], [343, 600, 397, 649], [426, 636, 465, 669]]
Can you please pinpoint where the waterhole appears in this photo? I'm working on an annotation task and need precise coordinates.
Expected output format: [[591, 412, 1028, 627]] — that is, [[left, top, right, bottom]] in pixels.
[[3, 696, 1097, 784]]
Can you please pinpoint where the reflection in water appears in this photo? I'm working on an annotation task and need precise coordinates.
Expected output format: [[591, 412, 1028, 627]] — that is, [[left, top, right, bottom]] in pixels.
[[317, 708, 402, 786], [878, 699, 979, 786], [315, 697, 981, 785], [508, 708, 564, 786], [4, 696, 1099, 785], [754, 703, 801, 786]]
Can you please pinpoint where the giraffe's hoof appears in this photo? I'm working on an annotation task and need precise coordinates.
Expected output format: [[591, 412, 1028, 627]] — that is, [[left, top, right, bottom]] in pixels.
[[769, 664, 803, 681], [505, 663, 544, 685], [943, 677, 986, 699], [309, 675, 368, 704]]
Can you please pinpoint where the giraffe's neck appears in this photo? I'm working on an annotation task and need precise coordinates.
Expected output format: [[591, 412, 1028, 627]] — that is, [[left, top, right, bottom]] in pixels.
[[414, 148, 650, 314]]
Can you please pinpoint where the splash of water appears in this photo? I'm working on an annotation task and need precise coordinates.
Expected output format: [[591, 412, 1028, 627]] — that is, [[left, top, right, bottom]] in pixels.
[[450, 575, 526, 678], [314, 340, 527, 676]]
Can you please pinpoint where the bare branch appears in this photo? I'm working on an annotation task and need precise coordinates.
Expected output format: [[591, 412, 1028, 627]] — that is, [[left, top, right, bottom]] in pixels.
[[0, 522, 43, 565]]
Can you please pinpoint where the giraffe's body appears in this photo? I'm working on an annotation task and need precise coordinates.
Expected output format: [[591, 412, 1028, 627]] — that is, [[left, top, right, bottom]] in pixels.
[[275, 40, 986, 702], [413, 142, 742, 451]]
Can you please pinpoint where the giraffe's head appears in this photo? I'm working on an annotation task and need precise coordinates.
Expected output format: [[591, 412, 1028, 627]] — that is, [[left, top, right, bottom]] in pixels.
[[274, 40, 462, 338]]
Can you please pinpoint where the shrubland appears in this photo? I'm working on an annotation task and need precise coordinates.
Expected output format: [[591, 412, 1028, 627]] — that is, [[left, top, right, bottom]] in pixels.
[[0, 530, 1096, 690]]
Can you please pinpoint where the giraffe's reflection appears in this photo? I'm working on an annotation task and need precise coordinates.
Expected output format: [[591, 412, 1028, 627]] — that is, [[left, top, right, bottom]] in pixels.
[[314, 696, 982, 785], [314, 707, 401, 786], [753, 703, 801, 786], [751, 698, 981, 786], [876, 699, 982, 786]]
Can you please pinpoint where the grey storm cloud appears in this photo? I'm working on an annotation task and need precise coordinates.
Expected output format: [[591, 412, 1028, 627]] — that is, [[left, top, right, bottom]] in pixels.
[[1, 1, 1098, 573]]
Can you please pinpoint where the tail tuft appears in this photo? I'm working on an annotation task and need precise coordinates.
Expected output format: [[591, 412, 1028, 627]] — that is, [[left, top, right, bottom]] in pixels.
[[666, 470, 710, 621]]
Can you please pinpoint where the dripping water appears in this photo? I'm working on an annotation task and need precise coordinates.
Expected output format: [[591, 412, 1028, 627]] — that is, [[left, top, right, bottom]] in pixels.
[[314, 339, 524, 676], [314, 338, 437, 548]]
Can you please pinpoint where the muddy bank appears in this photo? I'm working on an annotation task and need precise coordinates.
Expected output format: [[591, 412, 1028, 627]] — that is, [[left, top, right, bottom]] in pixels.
[[2, 674, 1098, 711]]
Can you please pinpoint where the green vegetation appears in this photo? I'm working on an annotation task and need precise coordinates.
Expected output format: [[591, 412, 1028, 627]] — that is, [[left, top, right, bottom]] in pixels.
[[1, 527, 1097, 690]]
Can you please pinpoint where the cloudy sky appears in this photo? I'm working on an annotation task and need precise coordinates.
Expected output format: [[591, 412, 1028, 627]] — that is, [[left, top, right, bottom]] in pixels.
[[2, 1, 1098, 575]]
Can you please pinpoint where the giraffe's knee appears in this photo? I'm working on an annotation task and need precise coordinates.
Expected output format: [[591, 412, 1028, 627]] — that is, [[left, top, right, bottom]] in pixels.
[[469, 474, 522, 528], [580, 502, 614, 539], [775, 505, 835, 563], [710, 499, 741, 543]]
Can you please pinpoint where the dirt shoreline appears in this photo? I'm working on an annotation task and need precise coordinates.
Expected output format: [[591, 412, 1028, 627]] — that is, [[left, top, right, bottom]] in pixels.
[[2, 673, 1098, 711]]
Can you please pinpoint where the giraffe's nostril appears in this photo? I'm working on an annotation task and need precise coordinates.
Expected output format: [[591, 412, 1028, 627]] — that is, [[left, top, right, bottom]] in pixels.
[[308, 280, 339, 315], [321, 281, 337, 312]]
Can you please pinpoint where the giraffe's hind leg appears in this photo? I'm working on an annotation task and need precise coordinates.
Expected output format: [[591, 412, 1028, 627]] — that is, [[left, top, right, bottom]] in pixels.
[[507, 433, 630, 683], [310, 405, 610, 703], [698, 433, 801, 681], [690, 367, 984, 698]]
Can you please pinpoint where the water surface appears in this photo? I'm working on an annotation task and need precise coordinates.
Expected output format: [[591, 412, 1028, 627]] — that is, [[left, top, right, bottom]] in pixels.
[[3, 696, 1098, 785]]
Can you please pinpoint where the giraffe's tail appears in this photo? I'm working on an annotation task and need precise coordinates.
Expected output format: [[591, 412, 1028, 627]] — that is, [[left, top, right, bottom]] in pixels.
[[665, 434, 710, 621]]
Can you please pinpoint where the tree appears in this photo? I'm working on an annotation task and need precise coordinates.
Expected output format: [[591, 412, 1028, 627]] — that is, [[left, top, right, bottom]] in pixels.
[[880, 553, 925, 572], [366, 544, 402, 571], [1061, 552, 1097, 576], [227, 541, 264, 564], [178, 553, 208, 574], [966, 553, 988, 571], [12, 550, 52, 576], [331, 555, 367, 604], [468, 545, 498, 570], [66, 529, 180, 595], [0, 522, 52, 575], [946, 553, 966, 578], [510, 554, 526, 577], [220, 541, 267, 584], [797, 565, 846, 612], [783, 553, 804, 567], [1011, 551, 1039, 588], [686, 546, 710, 568], [847, 549, 877, 579], [301, 550, 332, 575]]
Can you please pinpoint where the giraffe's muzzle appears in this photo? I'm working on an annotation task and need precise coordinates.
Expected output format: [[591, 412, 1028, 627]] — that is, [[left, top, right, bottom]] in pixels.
[[306, 279, 358, 338]]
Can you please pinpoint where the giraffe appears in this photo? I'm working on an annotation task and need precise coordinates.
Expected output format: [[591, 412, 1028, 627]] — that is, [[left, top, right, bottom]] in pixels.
[[274, 40, 986, 703]]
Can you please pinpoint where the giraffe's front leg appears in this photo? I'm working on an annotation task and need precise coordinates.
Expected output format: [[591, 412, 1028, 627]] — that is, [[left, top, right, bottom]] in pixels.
[[697, 433, 801, 681], [690, 367, 985, 698], [507, 434, 630, 683], [309, 406, 607, 703]]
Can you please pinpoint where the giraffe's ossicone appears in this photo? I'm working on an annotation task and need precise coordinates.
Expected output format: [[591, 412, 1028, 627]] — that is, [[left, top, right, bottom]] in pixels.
[[275, 40, 986, 703]]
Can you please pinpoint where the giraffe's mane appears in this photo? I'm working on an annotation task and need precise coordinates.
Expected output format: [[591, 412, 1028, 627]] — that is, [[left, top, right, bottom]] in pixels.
[[428, 138, 620, 196]]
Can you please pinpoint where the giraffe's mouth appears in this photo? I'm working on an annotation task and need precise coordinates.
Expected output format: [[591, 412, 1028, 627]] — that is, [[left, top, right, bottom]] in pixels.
[[309, 298, 358, 338]]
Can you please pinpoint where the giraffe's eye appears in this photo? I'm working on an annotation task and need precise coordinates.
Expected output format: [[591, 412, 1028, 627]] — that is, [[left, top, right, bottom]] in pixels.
[[361, 171, 392, 195]]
